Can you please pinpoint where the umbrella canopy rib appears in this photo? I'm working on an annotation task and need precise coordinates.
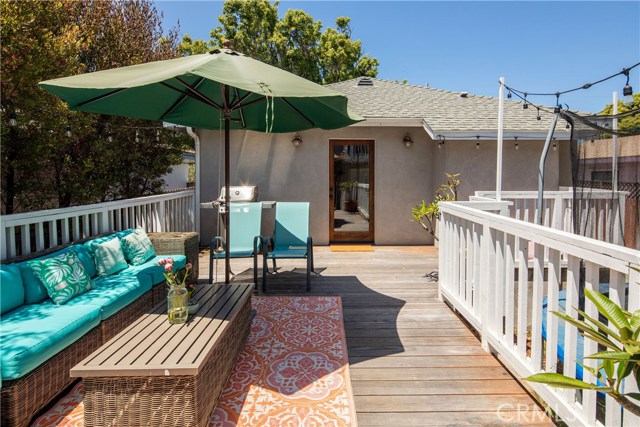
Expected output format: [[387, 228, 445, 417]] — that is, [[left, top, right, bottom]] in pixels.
[[174, 77, 223, 110], [233, 88, 247, 128], [282, 98, 315, 127], [160, 77, 205, 121], [75, 88, 128, 108], [230, 91, 253, 110]]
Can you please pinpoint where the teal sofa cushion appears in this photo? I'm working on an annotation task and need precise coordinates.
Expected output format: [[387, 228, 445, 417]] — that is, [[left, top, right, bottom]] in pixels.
[[127, 255, 186, 285], [18, 245, 96, 304], [0, 264, 24, 314], [94, 237, 128, 277], [0, 302, 101, 380], [64, 274, 151, 320]]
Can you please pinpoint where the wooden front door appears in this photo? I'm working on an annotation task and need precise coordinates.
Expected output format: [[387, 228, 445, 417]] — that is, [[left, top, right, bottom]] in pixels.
[[329, 140, 374, 242]]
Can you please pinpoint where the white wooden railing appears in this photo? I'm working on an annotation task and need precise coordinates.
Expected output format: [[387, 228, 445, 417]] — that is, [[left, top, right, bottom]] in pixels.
[[1, 190, 195, 261], [356, 183, 370, 220], [473, 189, 626, 246], [439, 200, 640, 426]]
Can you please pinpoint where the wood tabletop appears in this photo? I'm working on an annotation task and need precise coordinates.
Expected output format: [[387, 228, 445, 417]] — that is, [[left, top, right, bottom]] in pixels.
[[71, 284, 252, 378]]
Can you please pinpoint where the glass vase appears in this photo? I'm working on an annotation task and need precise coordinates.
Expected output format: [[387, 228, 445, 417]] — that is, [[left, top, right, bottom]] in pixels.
[[167, 286, 188, 324]]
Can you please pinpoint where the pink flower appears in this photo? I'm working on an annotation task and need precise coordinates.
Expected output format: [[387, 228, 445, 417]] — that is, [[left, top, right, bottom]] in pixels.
[[167, 257, 174, 264], [186, 262, 192, 269], [164, 264, 173, 272], [158, 259, 167, 266]]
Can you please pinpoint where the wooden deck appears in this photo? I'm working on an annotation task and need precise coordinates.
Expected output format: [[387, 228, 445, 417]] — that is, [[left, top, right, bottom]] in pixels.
[[199, 246, 555, 426]]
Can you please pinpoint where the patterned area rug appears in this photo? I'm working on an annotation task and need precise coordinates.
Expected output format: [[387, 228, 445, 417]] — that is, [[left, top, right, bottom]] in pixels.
[[32, 296, 357, 427]]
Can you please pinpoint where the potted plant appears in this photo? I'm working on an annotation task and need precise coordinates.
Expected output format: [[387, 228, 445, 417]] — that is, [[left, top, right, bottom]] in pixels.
[[339, 181, 359, 212]]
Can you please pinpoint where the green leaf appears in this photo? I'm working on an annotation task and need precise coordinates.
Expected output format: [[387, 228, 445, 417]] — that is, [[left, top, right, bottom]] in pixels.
[[524, 373, 598, 390], [602, 359, 615, 380], [586, 289, 631, 331], [577, 361, 602, 380], [629, 310, 640, 334], [576, 307, 623, 341], [618, 361, 634, 380], [584, 351, 631, 361], [625, 393, 640, 401]]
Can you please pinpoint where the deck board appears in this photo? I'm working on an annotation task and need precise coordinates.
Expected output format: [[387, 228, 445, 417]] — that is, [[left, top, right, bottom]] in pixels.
[[199, 246, 554, 426]]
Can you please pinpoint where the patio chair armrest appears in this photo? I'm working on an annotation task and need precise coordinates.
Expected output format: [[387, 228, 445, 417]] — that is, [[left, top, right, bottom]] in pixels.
[[253, 235, 264, 254], [262, 236, 273, 254], [210, 236, 226, 254]]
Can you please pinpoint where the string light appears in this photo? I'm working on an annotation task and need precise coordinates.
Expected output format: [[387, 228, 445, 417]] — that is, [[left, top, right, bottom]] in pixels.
[[623, 68, 634, 107], [553, 139, 557, 151], [523, 93, 528, 109], [505, 62, 639, 99], [476, 136, 480, 150], [156, 130, 160, 142], [135, 130, 140, 143], [507, 91, 512, 99], [514, 136, 519, 150], [536, 108, 541, 121], [8, 112, 17, 127], [66, 125, 72, 138], [107, 129, 113, 142]]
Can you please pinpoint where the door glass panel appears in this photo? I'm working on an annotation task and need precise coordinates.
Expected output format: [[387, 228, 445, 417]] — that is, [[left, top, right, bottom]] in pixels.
[[333, 143, 371, 234]]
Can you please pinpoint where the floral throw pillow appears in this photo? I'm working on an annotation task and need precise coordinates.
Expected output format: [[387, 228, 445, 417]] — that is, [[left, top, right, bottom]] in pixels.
[[28, 251, 93, 305], [120, 228, 156, 266]]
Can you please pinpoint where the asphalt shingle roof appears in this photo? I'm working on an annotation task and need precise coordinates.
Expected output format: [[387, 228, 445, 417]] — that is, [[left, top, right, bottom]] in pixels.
[[327, 77, 570, 135]]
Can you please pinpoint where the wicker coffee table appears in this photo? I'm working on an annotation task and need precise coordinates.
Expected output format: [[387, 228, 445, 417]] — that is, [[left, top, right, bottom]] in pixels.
[[71, 284, 252, 427]]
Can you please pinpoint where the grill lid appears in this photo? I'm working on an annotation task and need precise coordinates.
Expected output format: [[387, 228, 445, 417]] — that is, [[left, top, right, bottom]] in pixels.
[[216, 186, 258, 203]]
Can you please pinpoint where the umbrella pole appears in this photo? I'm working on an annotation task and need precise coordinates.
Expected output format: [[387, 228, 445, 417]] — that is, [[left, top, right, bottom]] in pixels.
[[224, 88, 231, 284]]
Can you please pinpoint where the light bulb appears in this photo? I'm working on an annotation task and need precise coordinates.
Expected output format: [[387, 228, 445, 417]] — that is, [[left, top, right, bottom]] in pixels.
[[66, 126, 72, 138], [135, 130, 140, 143], [8, 112, 17, 127], [476, 141, 480, 150], [623, 83, 634, 107]]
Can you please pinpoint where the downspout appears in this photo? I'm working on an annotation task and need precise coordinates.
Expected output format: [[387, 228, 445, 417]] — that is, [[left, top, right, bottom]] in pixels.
[[187, 127, 201, 236]]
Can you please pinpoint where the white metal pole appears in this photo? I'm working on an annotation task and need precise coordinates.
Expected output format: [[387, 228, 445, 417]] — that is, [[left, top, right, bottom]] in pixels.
[[612, 91, 618, 194], [496, 77, 505, 201]]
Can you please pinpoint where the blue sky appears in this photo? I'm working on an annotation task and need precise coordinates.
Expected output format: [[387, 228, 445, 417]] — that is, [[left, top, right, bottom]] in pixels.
[[156, 1, 639, 113]]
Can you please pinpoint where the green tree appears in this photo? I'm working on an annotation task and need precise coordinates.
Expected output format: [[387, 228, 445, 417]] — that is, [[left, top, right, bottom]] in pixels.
[[180, 0, 379, 84], [599, 93, 640, 132], [1, 0, 190, 214]]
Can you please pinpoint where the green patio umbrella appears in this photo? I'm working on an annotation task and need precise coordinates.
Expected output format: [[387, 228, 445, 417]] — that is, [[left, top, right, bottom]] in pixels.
[[39, 44, 362, 283]]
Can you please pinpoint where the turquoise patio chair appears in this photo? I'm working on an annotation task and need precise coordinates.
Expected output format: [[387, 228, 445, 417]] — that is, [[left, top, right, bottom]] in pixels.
[[209, 202, 263, 286], [262, 202, 315, 292]]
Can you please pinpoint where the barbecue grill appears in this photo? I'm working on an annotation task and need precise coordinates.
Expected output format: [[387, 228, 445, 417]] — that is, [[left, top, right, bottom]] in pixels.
[[213, 185, 258, 213]]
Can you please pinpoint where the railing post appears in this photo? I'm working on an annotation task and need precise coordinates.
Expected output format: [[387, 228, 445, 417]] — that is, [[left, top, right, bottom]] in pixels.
[[158, 200, 166, 232], [623, 265, 640, 426], [437, 214, 445, 302], [479, 220, 496, 352]]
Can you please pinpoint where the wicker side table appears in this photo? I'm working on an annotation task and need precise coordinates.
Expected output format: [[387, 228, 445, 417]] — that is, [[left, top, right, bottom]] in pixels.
[[149, 232, 199, 279]]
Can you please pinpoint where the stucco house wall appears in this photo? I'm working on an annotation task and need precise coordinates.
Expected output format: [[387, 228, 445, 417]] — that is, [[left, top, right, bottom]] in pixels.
[[197, 126, 558, 246]]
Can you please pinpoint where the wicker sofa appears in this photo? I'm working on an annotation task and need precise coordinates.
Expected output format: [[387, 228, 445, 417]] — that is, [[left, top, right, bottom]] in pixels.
[[0, 230, 199, 427]]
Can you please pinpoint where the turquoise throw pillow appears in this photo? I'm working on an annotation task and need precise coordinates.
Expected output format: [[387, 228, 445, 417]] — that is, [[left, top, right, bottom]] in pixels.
[[94, 237, 128, 276], [120, 228, 155, 266], [27, 251, 93, 305]]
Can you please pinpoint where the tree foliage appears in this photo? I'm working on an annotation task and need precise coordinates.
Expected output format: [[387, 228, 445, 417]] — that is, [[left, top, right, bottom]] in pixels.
[[179, 0, 379, 84], [1, 0, 191, 214], [599, 93, 640, 132]]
